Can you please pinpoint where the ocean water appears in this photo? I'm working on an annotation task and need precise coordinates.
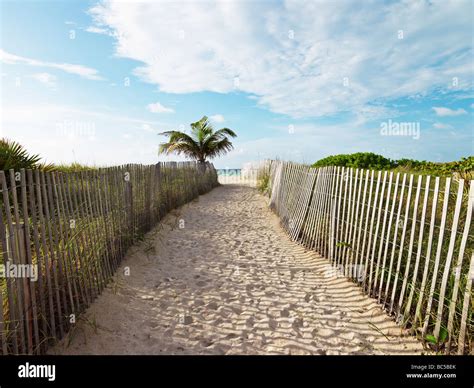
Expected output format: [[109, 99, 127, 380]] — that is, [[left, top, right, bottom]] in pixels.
[[216, 169, 242, 176]]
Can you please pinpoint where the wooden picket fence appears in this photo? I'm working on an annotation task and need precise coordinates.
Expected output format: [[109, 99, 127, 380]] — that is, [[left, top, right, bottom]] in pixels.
[[267, 160, 473, 354], [0, 162, 218, 355]]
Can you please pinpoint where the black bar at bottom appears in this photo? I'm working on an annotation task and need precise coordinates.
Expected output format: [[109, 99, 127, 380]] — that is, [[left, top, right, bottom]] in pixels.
[[0, 355, 471, 387]]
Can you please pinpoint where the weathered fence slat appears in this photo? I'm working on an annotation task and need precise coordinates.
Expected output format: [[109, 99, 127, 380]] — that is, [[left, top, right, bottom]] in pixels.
[[433, 179, 464, 341], [26, 169, 49, 352], [345, 169, 360, 279], [389, 174, 414, 315], [361, 170, 376, 288], [403, 175, 430, 323], [397, 175, 423, 320], [447, 182, 473, 351], [383, 173, 407, 305], [354, 170, 370, 283], [0, 173, 19, 354], [414, 177, 440, 331], [458, 252, 474, 354], [368, 171, 387, 294], [20, 169, 40, 354], [377, 172, 399, 300], [422, 178, 451, 337], [312, 168, 327, 251], [2, 171, 27, 354]]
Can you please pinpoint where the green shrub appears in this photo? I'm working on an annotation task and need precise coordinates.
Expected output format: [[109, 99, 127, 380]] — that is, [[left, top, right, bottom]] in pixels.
[[53, 163, 98, 173], [312, 153, 474, 178], [393, 157, 474, 177], [312, 152, 395, 170], [257, 172, 270, 195]]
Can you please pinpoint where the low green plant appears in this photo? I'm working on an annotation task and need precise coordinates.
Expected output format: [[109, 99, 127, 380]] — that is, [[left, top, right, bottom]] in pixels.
[[257, 171, 270, 194], [312, 152, 395, 170], [312, 153, 474, 178], [53, 163, 98, 173], [425, 327, 449, 352], [393, 156, 474, 177]]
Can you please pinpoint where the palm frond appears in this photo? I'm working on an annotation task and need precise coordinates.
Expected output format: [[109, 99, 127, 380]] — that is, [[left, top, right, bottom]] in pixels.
[[213, 128, 237, 139], [0, 138, 42, 170], [205, 138, 235, 159], [159, 131, 196, 144]]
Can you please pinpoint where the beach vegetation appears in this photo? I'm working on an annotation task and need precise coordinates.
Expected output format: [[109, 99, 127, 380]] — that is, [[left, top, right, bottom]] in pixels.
[[158, 116, 237, 165]]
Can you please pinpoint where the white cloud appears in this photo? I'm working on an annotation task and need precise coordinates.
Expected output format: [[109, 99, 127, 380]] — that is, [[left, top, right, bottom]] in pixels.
[[89, 0, 473, 119], [433, 122, 453, 129], [432, 107, 467, 116], [0, 49, 103, 80], [210, 114, 225, 123], [147, 102, 174, 113], [30, 72, 57, 88]]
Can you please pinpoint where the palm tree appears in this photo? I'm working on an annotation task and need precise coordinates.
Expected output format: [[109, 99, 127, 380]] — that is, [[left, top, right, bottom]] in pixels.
[[0, 138, 55, 172], [0, 138, 41, 171], [158, 116, 237, 165]]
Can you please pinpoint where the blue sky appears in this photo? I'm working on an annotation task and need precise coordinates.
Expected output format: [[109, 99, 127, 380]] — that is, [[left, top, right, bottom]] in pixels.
[[1, 0, 473, 168]]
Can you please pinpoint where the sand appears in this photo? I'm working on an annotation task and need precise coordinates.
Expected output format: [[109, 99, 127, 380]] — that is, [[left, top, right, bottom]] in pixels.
[[50, 185, 425, 355]]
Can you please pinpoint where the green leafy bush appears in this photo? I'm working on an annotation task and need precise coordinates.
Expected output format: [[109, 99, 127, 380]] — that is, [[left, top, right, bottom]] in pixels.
[[312, 152, 395, 170], [393, 157, 474, 178], [257, 172, 270, 194], [312, 153, 474, 178]]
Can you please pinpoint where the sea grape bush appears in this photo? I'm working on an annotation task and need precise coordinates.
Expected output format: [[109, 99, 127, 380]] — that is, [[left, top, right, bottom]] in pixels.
[[312, 153, 395, 170], [312, 153, 474, 177]]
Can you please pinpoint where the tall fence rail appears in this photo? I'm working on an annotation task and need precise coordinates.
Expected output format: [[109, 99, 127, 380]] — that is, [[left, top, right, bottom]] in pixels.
[[266, 160, 473, 354], [0, 162, 218, 355]]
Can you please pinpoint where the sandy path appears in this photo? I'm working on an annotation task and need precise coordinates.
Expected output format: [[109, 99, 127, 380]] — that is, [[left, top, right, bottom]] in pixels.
[[51, 185, 425, 355]]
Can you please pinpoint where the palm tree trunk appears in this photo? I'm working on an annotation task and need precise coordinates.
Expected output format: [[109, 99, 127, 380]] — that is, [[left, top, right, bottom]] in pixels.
[[197, 159, 207, 173]]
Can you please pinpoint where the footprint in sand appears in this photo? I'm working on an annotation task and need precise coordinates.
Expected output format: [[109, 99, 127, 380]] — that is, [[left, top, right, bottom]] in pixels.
[[207, 301, 219, 310], [292, 318, 304, 332], [231, 306, 243, 315], [245, 317, 255, 328], [199, 338, 215, 348], [245, 284, 253, 296], [193, 299, 205, 307]]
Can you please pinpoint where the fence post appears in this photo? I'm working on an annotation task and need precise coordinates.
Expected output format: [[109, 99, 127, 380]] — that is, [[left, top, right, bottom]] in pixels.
[[124, 167, 133, 240]]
